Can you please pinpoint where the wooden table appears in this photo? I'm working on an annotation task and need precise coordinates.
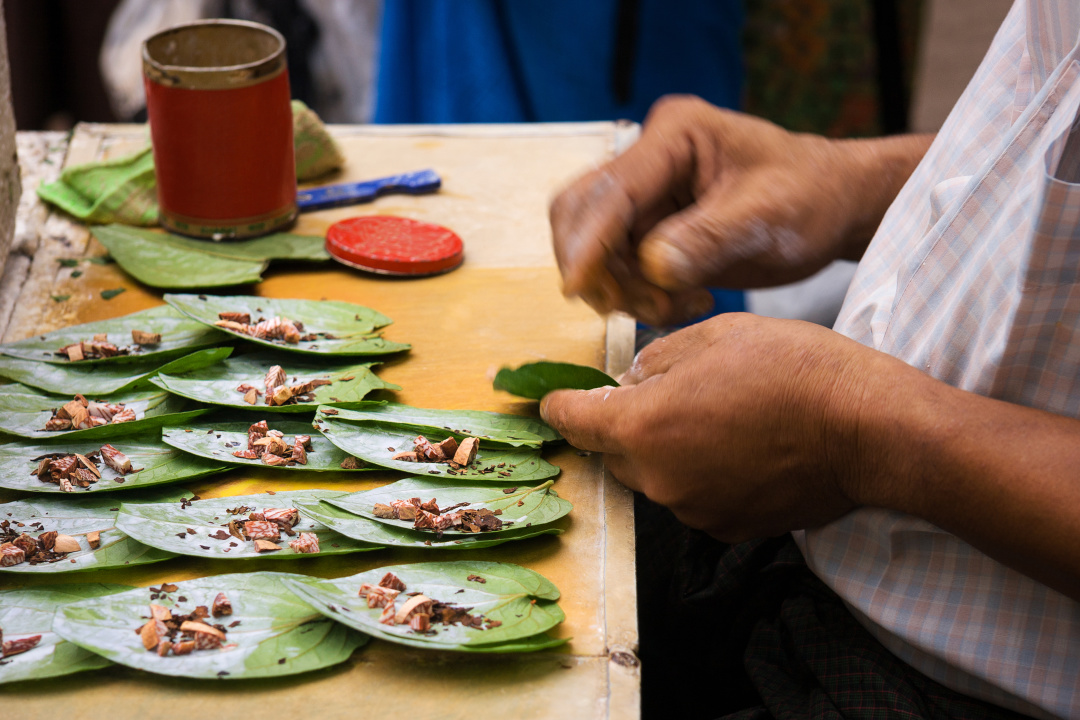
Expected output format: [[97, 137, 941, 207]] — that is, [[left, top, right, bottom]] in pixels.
[[0, 122, 641, 719]]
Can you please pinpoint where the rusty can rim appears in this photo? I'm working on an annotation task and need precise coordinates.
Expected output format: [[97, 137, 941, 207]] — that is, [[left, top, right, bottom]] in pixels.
[[142, 19, 286, 90]]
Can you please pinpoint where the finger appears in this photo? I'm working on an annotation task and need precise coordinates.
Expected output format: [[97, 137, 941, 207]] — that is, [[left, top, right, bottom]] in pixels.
[[619, 316, 731, 384], [600, 453, 644, 493], [638, 176, 792, 291], [539, 385, 630, 454], [602, 247, 713, 325]]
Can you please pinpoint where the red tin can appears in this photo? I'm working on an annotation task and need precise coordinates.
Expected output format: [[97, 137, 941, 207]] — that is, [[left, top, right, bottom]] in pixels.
[[142, 20, 297, 239]]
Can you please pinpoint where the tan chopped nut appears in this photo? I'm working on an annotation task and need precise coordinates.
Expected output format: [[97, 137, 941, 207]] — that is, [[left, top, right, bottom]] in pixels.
[[93, 334, 108, 343], [378, 603, 397, 625], [266, 435, 289, 456], [290, 442, 308, 465], [0, 543, 25, 566], [214, 319, 248, 332], [139, 619, 167, 651], [244, 521, 280, 541], [181, 621, 225, 650], [74, 453, 101, 477], [378, 572, 407, 592], [365, 586, 400, 609], [87, 530, 101, 549], [243, 388, 258, 405], [357, 583, 375, 597], [413, 510, 437, 531], [111, 407, 137, 424], [233, 449, 259, 459], [288, 532, 320, 554], [454, 438, 479, 466], [65, 343, 85, 362], [436, 437, 459, 458], [372, 503, 396, 519], [340, 457, 364, 469], [392, 451, 419, 462], [37, 531, 57, 550], [393, 594, 433, 625], [269, 385, 295, 406], [172, 640, 196, 655], [254, 539, 282, 553], [261, 453, 290, 467], [150, 604, 172, 621], [156, 640, 172, 657], [294, 435, 312, 451], [52, 534, 81, 554], [131, 330, 161, 345], [12, 534, 37, 555], [409, 613, 431, 632], [99, 444, 132, 474], [212, 592, 233, 617], [43, 417, 72, 431]]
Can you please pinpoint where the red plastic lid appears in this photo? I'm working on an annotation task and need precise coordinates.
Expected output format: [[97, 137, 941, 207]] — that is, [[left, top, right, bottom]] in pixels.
[[325, 216, 464, 276]]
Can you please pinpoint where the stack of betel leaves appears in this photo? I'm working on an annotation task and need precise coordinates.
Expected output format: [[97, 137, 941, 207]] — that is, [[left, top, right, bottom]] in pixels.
[[0, 294, 573, 682]]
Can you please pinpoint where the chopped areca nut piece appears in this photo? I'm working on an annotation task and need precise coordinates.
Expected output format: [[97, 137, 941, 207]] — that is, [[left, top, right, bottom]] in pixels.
[[87, 530, 101, 548], [394, 595, 434, 625], [100, 444, 133, 474], [254, 539, 281, 552], [268, 385, 295, 406], [0, 543, 25, 566], [214, 320, 247, 332], [454, 437, 479, 466], [131, 330, 161, 345], [378, 572, 407, 591], [244, 521, 280, 541], [150, 604, 172, 621], [212, 593, 232, 616], [64, 343, 85, 361], [364, 586, 400, 609], [291, 442, 308, 465], [288, 532, 320, 554], [172, 640, 195, 655], [263, 508, 299, 528], [12, 534, 37, 554], [379, 603, 397, 625], [243, 388, 258, 405], [264, 365, 286, 393], [52, 534, 81, 553], [436, 437, 458, 458], [373, 503, 396, 519], [393, 451, 419, 462], [294, 435, 312, 451], [139, 620, 167, 650], [232, 449, 259, 459], [156, 640, 173, 657], [218, 311, 250, 325], [409, 613, 431, 632], [340, 457, 364, 469], [262, 453, 289, 467], [2, 635, 42, 657]]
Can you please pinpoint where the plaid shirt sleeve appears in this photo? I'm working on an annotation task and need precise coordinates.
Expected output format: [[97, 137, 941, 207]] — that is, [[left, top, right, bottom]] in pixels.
[[798, 2, 1080, 718]]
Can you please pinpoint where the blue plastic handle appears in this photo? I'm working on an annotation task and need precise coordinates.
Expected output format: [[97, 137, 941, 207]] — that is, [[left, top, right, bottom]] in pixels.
[[296, 168, 442, 212]]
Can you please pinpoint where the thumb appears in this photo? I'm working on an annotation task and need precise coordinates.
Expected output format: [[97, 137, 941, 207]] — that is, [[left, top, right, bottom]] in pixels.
[[637, 180, 782, 292], [539, 385, 628, 453]]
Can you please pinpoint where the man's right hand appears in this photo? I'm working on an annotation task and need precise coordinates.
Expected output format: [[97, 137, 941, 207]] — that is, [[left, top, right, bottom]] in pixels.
[[549, 95, 932, 324]]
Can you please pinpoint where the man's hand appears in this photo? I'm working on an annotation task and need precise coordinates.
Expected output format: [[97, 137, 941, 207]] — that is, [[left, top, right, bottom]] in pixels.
[[540, 313, 912, 540], [550, 96, 932, 324]]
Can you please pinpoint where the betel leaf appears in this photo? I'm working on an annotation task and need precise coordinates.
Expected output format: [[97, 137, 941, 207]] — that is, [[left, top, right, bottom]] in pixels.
[[165, 293, 411, 356], [0, 346, 231, 396], [329, 477, 572, 536], [52, 572, 367, 679], [0, 305, 230, 365], [0, 386, 211, 440], [161, 420, 370, 472], [493, 361, 618, 400], [325, 403, 560, 447], [91, 225, 267, 288], [0, 492, 180, 574], [285, 561, 565, 652], [0, 433, 228, 494], [315, 413, 560, 482], [0, 583, 130, 684], [97, 224, 329, 262], [149, 351, 398, 413], [114, 490, 384, 560], [296, 500, 563, 550]]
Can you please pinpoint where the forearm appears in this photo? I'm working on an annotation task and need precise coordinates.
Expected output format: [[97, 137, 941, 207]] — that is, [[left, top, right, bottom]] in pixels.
[[831, 133, 936, 261], [848, 357, 1080, 601]]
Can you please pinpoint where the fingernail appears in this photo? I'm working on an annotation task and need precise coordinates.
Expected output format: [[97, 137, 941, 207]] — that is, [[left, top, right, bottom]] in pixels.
[[539, 395, 551, 422]]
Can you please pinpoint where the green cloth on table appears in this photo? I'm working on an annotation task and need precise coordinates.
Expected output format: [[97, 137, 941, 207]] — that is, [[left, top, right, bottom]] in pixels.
[[37, 101, 346, 227]]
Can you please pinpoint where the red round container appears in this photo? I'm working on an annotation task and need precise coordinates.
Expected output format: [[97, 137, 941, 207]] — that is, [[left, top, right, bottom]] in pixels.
[[326, 216, 465, 276], [142, 20, 297, 239]]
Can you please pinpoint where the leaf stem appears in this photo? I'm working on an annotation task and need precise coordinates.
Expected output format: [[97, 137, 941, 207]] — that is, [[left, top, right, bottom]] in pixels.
[[488, 480, 554, 504]]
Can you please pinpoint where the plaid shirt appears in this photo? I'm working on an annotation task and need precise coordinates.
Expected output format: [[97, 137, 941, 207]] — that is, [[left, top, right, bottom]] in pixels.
[[798, 2, 1080, 718]]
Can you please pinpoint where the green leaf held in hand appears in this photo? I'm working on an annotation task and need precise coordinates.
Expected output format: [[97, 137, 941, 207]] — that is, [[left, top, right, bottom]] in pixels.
[[115, 490, 384, 560], [0, 346, 230, 395], [330, 477, 572, 536], [53, 572, 367, 679], [165, 293, 410, 356], [0, 583, 130, 684], [326, 403, 560, 446], [285, 561, 566, 653], [0, 305, 230, 365], [0, 492, 181, 574], [296, 500, 562, 550], [0, 385, 212, 440], [0, 433, 228, 494], [493, 361, 618, 400], [314, 412, 560, 482], [161, 419, 371, 471], [149, 351, 398, 413]]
